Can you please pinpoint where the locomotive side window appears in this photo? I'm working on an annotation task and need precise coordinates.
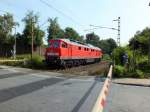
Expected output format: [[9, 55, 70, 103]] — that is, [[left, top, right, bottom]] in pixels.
[[62, 42, 67, 48], [78, 47, 81, 50]]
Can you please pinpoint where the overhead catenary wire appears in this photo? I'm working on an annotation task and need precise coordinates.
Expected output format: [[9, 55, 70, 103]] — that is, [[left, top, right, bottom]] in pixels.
[[39, 0, 83, 27]]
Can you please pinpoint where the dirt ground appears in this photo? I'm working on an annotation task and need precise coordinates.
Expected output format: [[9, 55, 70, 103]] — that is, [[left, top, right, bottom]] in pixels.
[[55, 61, 110, 76], [0, 61, 110, 76]]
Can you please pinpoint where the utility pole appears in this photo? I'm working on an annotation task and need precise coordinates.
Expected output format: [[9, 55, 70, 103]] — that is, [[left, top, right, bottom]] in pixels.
[[31, 19, 34, 60], [13, 26, 16, 59], [148, 33, 150, 65], [148, 2, 150, 65], [113, 17, 120, 46]]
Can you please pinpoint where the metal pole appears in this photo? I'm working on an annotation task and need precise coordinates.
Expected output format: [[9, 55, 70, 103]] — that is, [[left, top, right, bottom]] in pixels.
[[31, 19, 34, 60], [148, 2, 150, 64], [118, 17, 120, 46], [113, 17, 121, 46], [148, 36, 150, 64], [14, 27, 16, 59]]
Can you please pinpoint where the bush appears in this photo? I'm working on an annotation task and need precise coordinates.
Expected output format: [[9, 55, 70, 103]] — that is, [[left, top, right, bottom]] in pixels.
[[127, 69, 144, 78], [28, 55, 45, 69], [113, 65, 145, 78], [138, 60, 150, 72], [112, 47, 125, 65], [102, 54, 111, 61], [113, 65, 125, 78], [135, 69, 144, 78]]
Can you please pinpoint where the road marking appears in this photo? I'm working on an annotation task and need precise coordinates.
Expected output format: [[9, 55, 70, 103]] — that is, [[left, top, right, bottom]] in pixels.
[[0, 77, 65, 103], [92, 65, 113, 112], [0, 66, 18, 72], [71, 81, 97, 112], [30, 74, 51, 78]]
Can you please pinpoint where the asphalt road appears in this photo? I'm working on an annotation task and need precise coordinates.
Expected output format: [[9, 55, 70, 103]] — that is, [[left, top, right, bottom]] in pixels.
[[104, 83, 150, 112], [0, 66, 104, 112]]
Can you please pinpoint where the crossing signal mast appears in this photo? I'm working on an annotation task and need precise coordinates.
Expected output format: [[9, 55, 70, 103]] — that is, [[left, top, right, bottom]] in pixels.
[[113, 17, 121, 46]]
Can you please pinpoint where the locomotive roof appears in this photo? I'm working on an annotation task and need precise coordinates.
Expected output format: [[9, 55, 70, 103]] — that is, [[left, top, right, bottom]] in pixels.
[[60, 39, 101, 51]]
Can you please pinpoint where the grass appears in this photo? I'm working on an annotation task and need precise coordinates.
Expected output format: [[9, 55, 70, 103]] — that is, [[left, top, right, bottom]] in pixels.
[[0, 54, 45, 69]]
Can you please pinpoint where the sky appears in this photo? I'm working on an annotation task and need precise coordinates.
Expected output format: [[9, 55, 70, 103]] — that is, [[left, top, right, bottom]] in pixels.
[[0, 0, 150, 45]]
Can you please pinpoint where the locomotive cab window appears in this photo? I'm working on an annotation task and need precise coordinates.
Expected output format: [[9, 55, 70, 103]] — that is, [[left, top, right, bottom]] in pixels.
[[62, 42, 67, 48]]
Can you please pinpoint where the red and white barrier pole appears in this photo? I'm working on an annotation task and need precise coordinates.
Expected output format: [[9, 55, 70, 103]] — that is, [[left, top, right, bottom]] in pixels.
[[92, 65, 113, 112]]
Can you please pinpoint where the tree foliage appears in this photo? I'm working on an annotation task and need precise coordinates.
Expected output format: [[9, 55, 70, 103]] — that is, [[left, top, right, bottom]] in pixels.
[[85, 32, 117, 54], [47, 18, 83, 41], [47, 18, 63, 40], [99, 38, 117, 54], [64, 27, 81, 40], [22, 11, 45, 47], [0, 13, 16, 44], [86, 32, 100, 46], [0, 13, 18, 56], [129, 27, 150, 55]]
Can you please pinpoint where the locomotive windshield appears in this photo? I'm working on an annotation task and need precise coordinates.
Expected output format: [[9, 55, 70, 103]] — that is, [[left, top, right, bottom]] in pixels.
[[48, 41, 60, 48], [53, 41, 60, 48]]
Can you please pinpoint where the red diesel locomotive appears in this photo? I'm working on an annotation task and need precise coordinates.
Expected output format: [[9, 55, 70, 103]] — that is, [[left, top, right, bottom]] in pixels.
[[45, 39, 103, 67]]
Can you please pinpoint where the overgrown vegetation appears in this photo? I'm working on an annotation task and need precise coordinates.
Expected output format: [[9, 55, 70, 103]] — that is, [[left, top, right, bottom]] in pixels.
[[112, 27, 150, 78], [0, 54, 45, 69], [29, 55, 45, 68], [102, 54, 111, 61]]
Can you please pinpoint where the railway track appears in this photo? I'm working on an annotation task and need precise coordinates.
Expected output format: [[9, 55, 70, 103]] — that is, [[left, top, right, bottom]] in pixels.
[[46, 61, 110, 76]]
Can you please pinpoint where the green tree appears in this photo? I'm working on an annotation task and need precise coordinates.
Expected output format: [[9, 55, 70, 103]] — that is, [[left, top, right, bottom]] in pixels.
[[99, 39, 110, 54], [35, 27, 45, 46], [99, 38, 117, 54], [64, 27, 81, 41], [0, 13, 16, 44], [129, 27, 150, 55], [0, 13, 18, 57], [86, 32, 100, 46], [47, 18, 64, 40], [22, 11, 45, 48], [85, 32, 117, 54]]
